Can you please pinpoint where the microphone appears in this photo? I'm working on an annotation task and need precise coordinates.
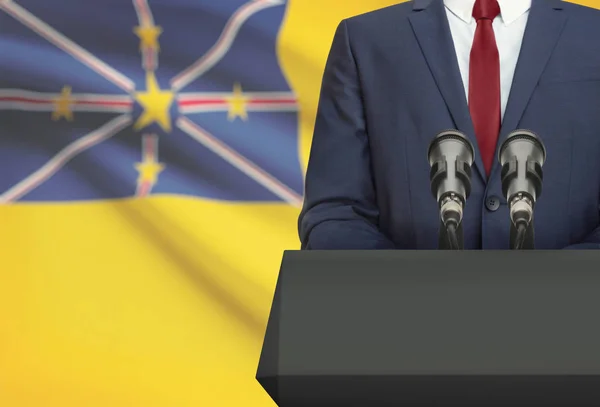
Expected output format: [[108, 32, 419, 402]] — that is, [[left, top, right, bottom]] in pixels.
[[428, 130, 475, 250], [498, 129, 546, 250]]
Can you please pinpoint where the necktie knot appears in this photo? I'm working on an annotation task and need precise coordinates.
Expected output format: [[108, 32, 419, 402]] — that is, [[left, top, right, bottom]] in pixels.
[[472, 0, 501, 21]]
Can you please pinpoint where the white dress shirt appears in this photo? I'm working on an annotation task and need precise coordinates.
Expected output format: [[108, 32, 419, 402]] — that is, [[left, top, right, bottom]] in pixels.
[[444, 0, 532, 121]]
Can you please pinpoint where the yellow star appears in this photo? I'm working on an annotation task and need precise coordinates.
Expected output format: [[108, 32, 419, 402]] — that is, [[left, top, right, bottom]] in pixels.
[[52, 86, 74, 121], [134, 24, 162, 51], [135, 155, 165, 184], [227, 82, 249, 121], [134, 72, 174, 132]]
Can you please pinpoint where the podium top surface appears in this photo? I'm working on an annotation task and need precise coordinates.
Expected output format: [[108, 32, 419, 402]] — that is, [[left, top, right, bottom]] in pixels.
[[273, 250, 600, 376]]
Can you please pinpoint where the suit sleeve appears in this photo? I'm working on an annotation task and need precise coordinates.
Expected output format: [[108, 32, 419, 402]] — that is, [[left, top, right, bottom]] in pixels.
[[562, 226, 600, 249], [298, 20, 395, 250]]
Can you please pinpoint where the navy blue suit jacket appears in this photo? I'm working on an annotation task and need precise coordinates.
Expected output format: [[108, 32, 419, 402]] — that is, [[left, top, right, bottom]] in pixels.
[[299, 0, 600, 250]]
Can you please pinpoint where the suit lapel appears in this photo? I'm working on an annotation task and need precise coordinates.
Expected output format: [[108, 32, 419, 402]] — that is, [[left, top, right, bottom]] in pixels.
[[489, 0, 568, 183], [408, 0, 486, 181]]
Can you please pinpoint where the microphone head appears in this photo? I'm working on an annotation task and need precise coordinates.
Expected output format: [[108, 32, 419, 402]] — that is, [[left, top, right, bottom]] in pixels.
[[428, 130, 475, 204], [428, 130, 475, 167], [498, 129, 546, 209], [498, 129, 546, 167]]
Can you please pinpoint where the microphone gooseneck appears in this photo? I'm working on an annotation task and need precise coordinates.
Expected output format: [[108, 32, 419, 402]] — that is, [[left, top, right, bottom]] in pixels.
[[514, 222, 528, 250], [445, 222, 460, 250], [498, 129, 546, 250], [428, 130, 475, 250]]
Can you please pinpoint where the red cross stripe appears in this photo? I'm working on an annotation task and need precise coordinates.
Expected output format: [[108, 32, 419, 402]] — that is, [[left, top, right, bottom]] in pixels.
[[0, 89, 133, 114], [177, 92, 298, 114]]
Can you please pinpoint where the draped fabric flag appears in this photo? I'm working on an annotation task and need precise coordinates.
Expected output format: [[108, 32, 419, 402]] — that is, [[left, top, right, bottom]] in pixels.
[[0, 0, 598, 406]]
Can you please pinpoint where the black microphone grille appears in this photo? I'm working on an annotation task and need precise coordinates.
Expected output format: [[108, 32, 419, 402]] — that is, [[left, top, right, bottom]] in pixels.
[[427, 129, 474, 159], [498, 129, 546, 161]]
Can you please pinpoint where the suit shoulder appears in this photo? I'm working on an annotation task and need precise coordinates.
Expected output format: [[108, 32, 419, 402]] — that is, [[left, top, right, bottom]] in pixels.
[[559, 1, 600, 41], [343, 1, 415, 31], [561, 0, 600, 21]]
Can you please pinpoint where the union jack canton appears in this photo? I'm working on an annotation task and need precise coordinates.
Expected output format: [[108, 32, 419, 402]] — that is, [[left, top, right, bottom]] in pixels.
[[0, 0, 303, 205]]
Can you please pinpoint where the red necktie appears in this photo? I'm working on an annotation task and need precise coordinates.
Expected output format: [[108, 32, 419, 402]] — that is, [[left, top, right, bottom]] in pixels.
[[469, 0, 501, 176]]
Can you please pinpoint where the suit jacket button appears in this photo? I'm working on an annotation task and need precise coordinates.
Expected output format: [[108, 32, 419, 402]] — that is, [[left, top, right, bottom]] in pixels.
[[486, 196, 500, 212]]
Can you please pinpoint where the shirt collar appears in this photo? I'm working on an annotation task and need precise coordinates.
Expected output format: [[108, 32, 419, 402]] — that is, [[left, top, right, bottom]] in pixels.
[[444, 0, 532, 25]]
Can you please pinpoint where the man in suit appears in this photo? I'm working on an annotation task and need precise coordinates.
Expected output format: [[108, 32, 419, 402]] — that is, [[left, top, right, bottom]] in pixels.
[[299, 0, 600, 250]]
